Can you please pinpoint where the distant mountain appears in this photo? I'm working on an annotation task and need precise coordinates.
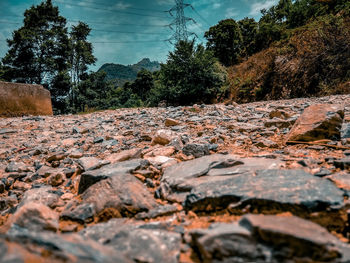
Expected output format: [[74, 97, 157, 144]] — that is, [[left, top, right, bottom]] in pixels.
[[98, 58, 160, 87]]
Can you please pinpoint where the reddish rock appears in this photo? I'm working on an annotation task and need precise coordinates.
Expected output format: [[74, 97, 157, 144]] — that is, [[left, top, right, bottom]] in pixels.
[[0, 81, 53, 116], [106, 148, 142, 164], [11, 202, 59, 232], [165, 118, 180, 127], [287, 104, 344, 142], [151, 129, 176, 145]]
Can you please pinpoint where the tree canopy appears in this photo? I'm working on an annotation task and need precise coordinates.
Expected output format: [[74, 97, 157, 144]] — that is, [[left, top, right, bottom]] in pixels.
[[149, 40, 225, 106]]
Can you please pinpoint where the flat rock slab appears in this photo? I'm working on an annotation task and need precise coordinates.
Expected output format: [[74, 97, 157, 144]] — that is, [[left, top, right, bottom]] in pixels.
[[78, 159, 149, 194], [158, 154, 283, 203], [6, 225, 131, 263], [184, 169, 344, 214], [287, 104, 344, 142], [81, 219, 181, 263], [190, 214, 348, 262], [81, 172, 158, 218]]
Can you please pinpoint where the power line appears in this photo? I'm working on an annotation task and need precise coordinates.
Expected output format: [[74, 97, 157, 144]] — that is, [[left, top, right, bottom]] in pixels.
[[0, 38, 169, 44], [190, 7, 211, 27], [0, 18, 168, 28], [91, 40, 168, 44], [86, 28, 170, 36], [68, 19, 167, 28], [72, 0, 166, 13], [54, 0, 169, 19]]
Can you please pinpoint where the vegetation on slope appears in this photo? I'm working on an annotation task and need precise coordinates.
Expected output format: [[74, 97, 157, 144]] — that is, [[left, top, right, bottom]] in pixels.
[[203, 0, 350, 103], [98, 58, 160, 87], [228, 15, 350, 103]]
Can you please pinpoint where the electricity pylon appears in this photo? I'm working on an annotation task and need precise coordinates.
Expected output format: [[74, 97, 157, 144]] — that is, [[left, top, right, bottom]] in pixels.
[[167, 0, 197, 43]]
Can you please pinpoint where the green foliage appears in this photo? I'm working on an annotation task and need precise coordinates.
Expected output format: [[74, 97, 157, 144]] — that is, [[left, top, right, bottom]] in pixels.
[[204, 19, 243, 66], [205, 0, 350, 67], [98, 58, 160, 87], [69, 22, 96, 85], [69, 71, 115, 113], [1, 0, 70, 112], [238, 18, 258, 57], [130, 69, 155, 101], [0, 62, 5, 81], [148, 40, 225, 106]]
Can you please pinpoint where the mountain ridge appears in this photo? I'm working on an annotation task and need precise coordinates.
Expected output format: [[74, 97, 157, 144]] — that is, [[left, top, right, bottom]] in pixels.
[[97, 58, 160, 87]]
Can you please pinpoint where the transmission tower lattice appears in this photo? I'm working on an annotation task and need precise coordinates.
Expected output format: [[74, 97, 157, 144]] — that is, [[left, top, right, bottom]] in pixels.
[[167, 0, 197, 43]]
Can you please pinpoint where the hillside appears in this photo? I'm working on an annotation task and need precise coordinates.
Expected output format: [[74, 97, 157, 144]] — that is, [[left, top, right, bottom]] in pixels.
[[98, 58, 160, 87], [227, 15, 350, 103]]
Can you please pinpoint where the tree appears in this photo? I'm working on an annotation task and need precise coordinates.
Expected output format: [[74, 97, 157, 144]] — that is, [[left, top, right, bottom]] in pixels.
[[275, 0, 293, 22], [150, 40, 225, 106], [204, 19, 243, 66], [0, 62, 4, 81], [69, 22, 96, 85], [2, 0, 70, 112], [71, 71, 114, 112], [130, 69, 154, 101], [238, 18, 258, 57], [255, 8, 284, 51]]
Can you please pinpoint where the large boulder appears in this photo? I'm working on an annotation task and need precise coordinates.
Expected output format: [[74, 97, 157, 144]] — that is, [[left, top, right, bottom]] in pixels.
[[0, 81, 53, 116], [190, 214, 348, 262], [81, 220, 181, 263], [6, 225, 131, 263], [157, 154, 283, 203], [81, 173, 158, 218], [184, 169, 344, 212], [286, 104, 344, 142]]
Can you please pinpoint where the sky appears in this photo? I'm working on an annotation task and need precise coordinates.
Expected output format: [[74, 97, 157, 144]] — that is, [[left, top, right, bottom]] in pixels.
[[0, 0, 278, 71]]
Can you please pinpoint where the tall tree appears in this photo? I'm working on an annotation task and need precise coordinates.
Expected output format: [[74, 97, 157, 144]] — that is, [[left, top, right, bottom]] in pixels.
[[130, 69, 154, 101], [69, 22, 96, 85], [0, 62, 4, 81], [150, 40, 224, 106], [238, 17, 258, 57], [204, 19, 243, 66], [2, 0, 70, 112]]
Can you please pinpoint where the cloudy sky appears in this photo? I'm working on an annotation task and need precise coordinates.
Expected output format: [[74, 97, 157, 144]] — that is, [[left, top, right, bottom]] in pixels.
[[0, 0, 278, 71]]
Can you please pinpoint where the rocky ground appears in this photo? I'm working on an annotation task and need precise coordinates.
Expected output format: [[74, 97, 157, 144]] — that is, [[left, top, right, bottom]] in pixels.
[[0, 94, 349, 262]]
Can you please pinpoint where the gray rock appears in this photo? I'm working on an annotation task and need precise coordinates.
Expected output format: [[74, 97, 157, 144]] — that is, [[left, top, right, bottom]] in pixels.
[[19, 186, 62, 209], [7, 225, 131, 263], [11, 202, 59, 232], [191, 214, 348, 262], [239, 214, 342, 262], [5, 162, 31, 173], [81, 172, 158, 218], [78, 159, 149, 194], [135, 204, 179, 220], [342, 123, 350, 139], [190, 223, 270, 263], [61, 201, 95, 223], [77, 157, 109, 172], [184, 169, 344, 216], [81, 220, 181, 263], [182, 143, 210, 158], [158, 154, 282, 203]]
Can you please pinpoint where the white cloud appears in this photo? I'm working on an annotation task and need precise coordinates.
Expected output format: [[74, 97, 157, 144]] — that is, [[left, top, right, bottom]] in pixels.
[[249, 0, 278, 16], [213, 3, 222, 9], [113, 2, 132, 10], [225, 7, 238, 18]]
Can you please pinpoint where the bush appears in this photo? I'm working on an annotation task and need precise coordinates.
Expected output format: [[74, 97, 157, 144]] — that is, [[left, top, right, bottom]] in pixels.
[[148, 40, 225, 106]]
